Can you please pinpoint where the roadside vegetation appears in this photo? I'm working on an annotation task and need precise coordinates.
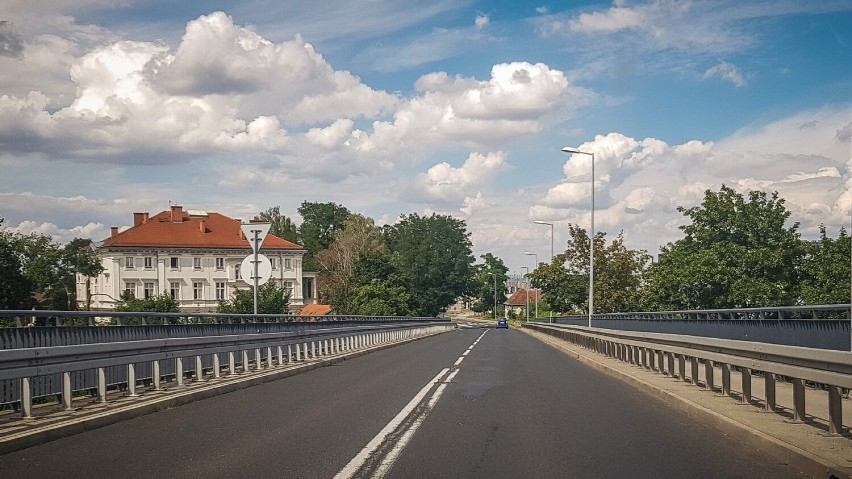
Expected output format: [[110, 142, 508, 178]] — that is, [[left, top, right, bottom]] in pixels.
[[1, 186, 849, 316]]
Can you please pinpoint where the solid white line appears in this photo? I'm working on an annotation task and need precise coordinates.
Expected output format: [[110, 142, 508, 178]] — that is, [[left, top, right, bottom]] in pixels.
[[372, 369, 462, 478], [334, 368, 449, 479]]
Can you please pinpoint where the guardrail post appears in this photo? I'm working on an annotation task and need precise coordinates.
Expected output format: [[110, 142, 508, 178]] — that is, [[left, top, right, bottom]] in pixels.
[[176, 357, 184, 385], [97, 367, 107, 403], [153, 360, 162, 389], [703, 360, 715, 390], [242, 350, 250, 372], [62, 372, 73, 410], [295, 343, 302, 361], [303, 342, 310, 359], [195, 356, 203, 381], [311, 341, 317, 358], [287, 345, 293, 362], [665, 352, 675, 377], [254, 348, 262, 370], [228, 352, 236, 375], [764, 373, 776, 411], [689, 357, 699, 385], [792, 379, 806, 422], [721, 363, 731, 396], [827, 386, 843, 435], [20, 377, 33, 418], [127, 363, 138, 396], [276, 346, 283, 366], [740, 368, 752, 403], [266, 347, 273, 367], [213, 354, 221, 378]]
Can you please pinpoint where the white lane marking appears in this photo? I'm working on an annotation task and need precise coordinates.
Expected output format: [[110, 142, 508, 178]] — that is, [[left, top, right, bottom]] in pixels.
[[337, 329, 489, 479], [372, 368, 462, 478], [334, 368, 450, 479]]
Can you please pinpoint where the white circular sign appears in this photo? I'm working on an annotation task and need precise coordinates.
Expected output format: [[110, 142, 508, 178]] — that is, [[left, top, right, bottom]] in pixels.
[[240, 254, 272, 285]]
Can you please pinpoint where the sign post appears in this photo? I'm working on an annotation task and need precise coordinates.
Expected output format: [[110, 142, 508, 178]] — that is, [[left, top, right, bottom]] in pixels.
[[240, 223, 271, 315]]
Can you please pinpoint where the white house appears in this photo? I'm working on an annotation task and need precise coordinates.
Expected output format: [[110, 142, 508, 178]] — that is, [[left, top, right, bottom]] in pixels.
[[76, 205, 317, 312]]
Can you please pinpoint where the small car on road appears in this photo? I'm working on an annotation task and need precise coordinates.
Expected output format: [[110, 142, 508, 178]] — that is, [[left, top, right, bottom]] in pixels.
[[496, 318, 508, 329]]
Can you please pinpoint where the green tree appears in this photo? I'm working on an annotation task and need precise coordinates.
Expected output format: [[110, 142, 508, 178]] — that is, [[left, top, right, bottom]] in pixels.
[[348, 279, 411, 316], [218, 282, 291, 314], [314, 214, 386, 311], [385, 213, 475, 316], [0, 218, 35, 309], [798, 226, 851, 305], [527, 225, 647, 314], [472, 253, 508, 315], [643, 186, 801, 309], [255, 206, 299, 243], [115, 292, 180, 313], [297, 201, 351, 271]]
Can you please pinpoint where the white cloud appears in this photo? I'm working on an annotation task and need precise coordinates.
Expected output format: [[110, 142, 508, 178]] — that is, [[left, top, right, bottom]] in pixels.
[[460, 192, 486, 216], [475, 15, 490, 30], [413, 151, 508, 202], [702, 61, 747, 87]]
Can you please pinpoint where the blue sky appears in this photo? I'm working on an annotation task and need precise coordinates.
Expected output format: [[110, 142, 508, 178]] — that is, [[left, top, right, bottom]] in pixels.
[[0, 0, 850, 275]]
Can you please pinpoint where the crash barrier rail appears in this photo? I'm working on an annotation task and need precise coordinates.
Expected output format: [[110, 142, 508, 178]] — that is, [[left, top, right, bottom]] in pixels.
[[0, 319, 454, 416], [547, 304, 852, 351], [0, 310, 432, 328], [525, 322, 852, 436]]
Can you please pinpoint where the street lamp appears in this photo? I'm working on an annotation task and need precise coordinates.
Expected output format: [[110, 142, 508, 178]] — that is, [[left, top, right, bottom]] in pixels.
[[488, 272, 497, 320], [521, 266, 529, 322], [562, 146, 595, 328], [523, 251, 539, 319], [534, 220, 554, 261]]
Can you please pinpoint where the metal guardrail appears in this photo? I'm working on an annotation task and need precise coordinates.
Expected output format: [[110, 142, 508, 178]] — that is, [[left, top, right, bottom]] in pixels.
[[0, 310, 432, 327], [525, 322, 851, 435], [0, 318, 455, 417], [546, 304, 852, 351]]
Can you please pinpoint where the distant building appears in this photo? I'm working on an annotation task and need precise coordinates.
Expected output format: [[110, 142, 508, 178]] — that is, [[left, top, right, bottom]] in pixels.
[[503, 288, 542, 318], [76, 205, 317, 312]]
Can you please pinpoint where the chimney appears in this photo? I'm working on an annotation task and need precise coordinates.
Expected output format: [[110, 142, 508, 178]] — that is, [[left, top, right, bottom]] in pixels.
[[110, 227, 118, 237], [236, 219, 245, 240], [199, 220, 207, 233], [143, 212, 149, 224], [133, 212, 144, 226], [171, 205, 183, 223]]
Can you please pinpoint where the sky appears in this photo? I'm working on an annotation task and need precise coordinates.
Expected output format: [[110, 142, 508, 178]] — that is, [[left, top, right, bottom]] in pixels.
[[0, 0, 850, 276]]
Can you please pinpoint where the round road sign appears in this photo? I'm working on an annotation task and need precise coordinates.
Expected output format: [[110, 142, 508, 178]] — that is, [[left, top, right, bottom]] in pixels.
[[240, 254, 272, 285]]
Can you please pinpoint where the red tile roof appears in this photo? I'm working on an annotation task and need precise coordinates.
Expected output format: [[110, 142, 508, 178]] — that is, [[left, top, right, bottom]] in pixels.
[[102, 207, 302, 250], [298, 304, 333, 316], [504, 288, 542, 307]]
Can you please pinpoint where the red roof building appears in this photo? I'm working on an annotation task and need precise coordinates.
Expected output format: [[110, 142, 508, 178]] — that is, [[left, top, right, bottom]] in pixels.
[[77, 206, 317, 313], [503, 288, 542, 318]]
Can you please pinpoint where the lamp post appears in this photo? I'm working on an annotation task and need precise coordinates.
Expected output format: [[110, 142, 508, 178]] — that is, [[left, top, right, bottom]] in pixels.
[[521, 266, 529, 322], [562, 146, 595, 328], [523, 251, 538, 319], [534, 220, 554, 261]]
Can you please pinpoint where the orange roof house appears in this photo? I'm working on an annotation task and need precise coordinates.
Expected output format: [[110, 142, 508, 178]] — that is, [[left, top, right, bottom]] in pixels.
[[298, 304, 333, 316], [504, 288, 542, 307], [102, 205, 302, 250]]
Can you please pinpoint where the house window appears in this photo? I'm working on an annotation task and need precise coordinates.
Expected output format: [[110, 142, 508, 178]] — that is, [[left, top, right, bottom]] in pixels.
[[144, 257, 153, 269], [271, 257, 278, 270], [215, 282, 226, 300], [170, 257, 179, 269], [170, 282, 180, 299], [215, 257, 224, 270], [144, 282, 155, 298], [284, 258, 292, 270], [284, 281, 294, 297], [125, 257, 135, 269], [234, 264, 241, 281], [193, 282, 203, 300], [193, 257, 202, 270], [124, 282, 136, 298]]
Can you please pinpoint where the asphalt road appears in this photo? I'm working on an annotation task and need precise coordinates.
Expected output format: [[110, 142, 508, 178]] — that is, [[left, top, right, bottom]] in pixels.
[[0, 326, 810, 478]]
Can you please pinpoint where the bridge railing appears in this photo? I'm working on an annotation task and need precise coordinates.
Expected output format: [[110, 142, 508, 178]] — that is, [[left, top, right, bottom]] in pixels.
[[544, 304, 852, 350], [525, 322, 851, 436], [0, 314, 454, 418]]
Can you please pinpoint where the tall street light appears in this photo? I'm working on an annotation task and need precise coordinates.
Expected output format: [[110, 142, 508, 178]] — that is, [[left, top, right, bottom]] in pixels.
[[521, 266, 529, 322], [534, 220, 554, 261], [562, 146, 595, 328], [523, 251, 539, 319]]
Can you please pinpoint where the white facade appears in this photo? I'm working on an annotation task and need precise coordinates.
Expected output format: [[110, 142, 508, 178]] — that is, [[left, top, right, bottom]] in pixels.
[[78, 248, 316, 312]]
